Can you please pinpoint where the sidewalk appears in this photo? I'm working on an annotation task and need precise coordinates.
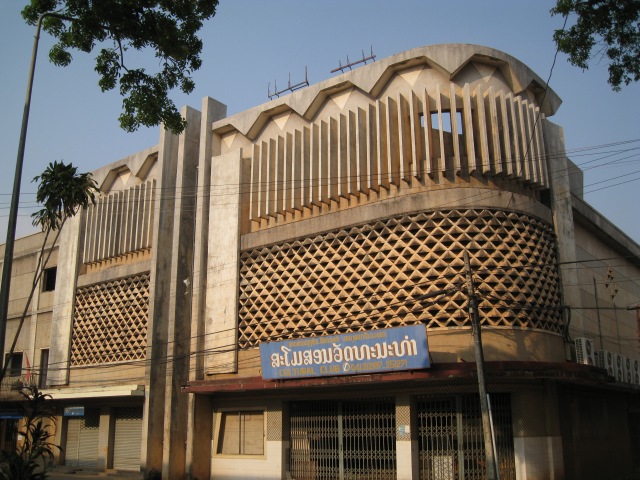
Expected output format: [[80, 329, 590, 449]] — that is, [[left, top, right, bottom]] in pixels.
[[46, 467, 143, 480]]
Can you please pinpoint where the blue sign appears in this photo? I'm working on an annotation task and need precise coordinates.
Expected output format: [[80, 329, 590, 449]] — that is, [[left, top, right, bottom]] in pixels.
[[260, 325, 429, 380], [0, 411, 23, 420], [63, 406, 85, 417]]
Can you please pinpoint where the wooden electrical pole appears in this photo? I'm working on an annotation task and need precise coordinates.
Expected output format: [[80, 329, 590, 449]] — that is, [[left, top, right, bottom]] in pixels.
[[464, 250, 498, 480]]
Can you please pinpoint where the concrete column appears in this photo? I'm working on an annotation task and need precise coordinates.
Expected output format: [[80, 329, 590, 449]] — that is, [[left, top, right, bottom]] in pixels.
[[161, 105, 202, 480], [190, 97, 227, 382], [512, 386, 564, 480], [143, 104, 204, 479], [97, 406, 111, 470], [186, 393, 213, 480], [396, 394, 416, 480], [542, 120, 582, 343], [186, 97, 226, 480], [204, 149, 246, 374], [144, 120, 180, 474], [48, 213, 84, 386]]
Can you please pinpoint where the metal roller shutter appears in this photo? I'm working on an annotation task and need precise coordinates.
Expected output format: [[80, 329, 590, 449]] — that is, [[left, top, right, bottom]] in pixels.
[[64, 409, 100, 468], [113, 406, 143, 471]]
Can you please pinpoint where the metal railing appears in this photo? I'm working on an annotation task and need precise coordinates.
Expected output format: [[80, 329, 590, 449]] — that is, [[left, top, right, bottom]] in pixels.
[[0, 371, 40, 392]]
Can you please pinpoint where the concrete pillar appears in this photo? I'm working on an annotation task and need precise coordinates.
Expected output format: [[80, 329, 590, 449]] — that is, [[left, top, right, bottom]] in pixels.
[[186, 97, 226, 480], [161, 105, 202, 480], [186, 393, 213, 480], [396, 394, 417, 480], [48, 213, 84, 386], [204, 149, 246, 374], [512, 386, 564, 480], [542, 120, 582, 344], [144, 119, 180, 474], [97, 406, 111, 470], [190, 97, 227, 382], [143, 104, 204, 478]]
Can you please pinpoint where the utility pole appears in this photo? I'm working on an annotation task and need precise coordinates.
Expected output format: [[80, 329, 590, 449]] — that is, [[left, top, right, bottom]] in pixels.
[[464, 250, 498, 480], [0, 12, 73, 378]]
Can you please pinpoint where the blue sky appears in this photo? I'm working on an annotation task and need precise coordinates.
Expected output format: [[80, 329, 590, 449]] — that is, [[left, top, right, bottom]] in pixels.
[[1, 1, 639, 243]]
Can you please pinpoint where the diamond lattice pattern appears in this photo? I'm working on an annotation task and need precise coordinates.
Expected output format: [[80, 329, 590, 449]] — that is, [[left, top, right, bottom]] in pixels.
[[71, 274, 150, 365], [238, 209, 562, 349]]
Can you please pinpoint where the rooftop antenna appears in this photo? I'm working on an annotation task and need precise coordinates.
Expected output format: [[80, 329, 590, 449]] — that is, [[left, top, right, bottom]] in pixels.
[[268, 66, 309, 100], [330, 46, 376, 74]]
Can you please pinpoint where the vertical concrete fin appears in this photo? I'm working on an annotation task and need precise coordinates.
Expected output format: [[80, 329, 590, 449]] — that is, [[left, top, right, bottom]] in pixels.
[[409, 91, 422, 180], [504, 92, 517, 177], [486, 87, 503, 175], [422, 88, 435, 178], [435, 84, 446, 172], [386, 96, 401, 187], [368, 103, 379, 191], [356, 107, 369, 194], [473, 84, 491, 174], [462, 83, 477, 174], [449, 84, 461, 174]]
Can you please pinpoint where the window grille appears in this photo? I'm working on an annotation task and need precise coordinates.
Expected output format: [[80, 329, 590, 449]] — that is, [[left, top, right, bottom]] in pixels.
[[417, 394, 515, 480], [289, 398, 396, 480]]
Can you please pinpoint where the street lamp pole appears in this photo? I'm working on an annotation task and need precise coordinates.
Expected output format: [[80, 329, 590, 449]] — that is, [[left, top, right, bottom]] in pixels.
[[0, 12, 72, 375]]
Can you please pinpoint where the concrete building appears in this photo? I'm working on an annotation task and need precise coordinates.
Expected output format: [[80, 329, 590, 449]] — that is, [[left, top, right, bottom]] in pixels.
[[1, 44, 639, 480]]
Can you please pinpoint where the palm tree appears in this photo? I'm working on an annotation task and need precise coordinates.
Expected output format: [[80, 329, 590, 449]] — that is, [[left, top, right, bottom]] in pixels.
[[0, 161, 98, 383]]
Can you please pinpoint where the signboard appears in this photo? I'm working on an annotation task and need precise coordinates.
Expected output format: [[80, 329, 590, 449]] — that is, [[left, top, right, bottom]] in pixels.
[[0, 411, 23, 420], [63, 406, 85, 417], [260, 325, 429, 380]]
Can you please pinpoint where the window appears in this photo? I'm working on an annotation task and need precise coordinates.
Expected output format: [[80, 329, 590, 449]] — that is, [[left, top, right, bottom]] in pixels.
[[38, 349, 49, 389], [216, 410, 264, 456], [4, 353, 23, 377], [42, 266, 57, 292]]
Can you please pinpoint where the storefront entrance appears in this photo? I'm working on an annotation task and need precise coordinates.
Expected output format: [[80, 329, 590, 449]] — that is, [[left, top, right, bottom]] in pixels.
[[64, 408, 100, 468], [289, 398, 396, 479], [417, 394, 515, 480]]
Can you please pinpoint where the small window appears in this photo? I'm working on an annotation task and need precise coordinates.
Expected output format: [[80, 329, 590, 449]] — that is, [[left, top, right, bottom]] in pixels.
[[216, 410, 264, 456], [42, 267, 57, 292], [4, 353, 23, 377], [38, 349, 49, 389]]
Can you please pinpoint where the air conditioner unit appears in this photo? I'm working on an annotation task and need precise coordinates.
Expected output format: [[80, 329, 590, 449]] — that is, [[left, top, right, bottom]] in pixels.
[[624, 356, 633, 384], [615, 354, 625, 383], [575, 337, 595, 365], [633, 359, 640, 386], [596, 350, 616, 377]]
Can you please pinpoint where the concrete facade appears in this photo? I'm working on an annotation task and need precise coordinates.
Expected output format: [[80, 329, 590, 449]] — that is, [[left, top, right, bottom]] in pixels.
[[1, 44, 639, 479]]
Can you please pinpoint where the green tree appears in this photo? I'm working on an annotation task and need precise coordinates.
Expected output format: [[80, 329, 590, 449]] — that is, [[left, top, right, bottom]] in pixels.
[[0, 161, 98, 383], [0, 386, 60, 480], [552, 0, 640, 90], [22, 0, 219, 134]]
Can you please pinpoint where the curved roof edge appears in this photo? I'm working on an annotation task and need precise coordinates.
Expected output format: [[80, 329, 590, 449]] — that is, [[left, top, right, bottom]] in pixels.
[[212, 44, 562, 138]]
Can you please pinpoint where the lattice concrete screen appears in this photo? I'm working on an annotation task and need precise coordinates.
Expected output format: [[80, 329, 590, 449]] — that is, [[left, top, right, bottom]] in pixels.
[[71, 273, 150, 365], [238, 209, 561, 348]]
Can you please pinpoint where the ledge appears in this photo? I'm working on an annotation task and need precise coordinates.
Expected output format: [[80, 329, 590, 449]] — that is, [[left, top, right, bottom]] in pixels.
[[183, 361, 615, 394], [42, 384, 145, 400]]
